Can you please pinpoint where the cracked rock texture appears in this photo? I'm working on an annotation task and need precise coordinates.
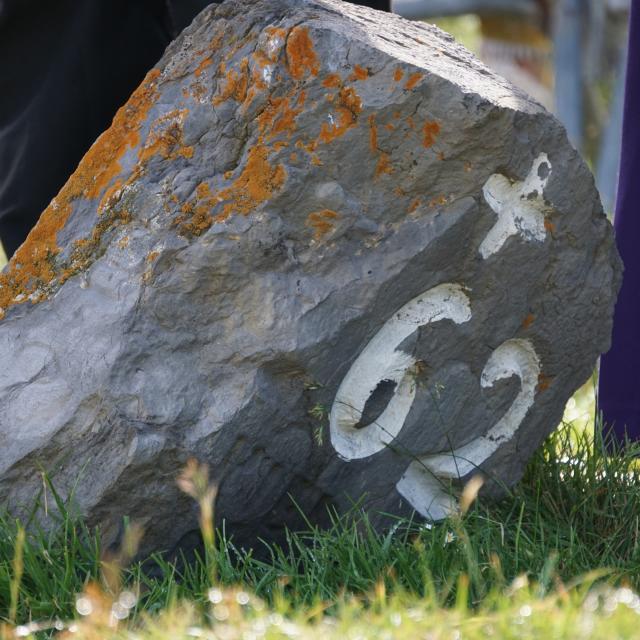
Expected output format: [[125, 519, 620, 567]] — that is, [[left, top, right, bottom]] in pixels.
[[0, 0, 621, 553]]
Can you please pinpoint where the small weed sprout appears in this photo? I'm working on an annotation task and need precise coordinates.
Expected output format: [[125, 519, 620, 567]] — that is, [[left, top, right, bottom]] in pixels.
[[177, 459, 218, 583], [309, 403, 328, 446]]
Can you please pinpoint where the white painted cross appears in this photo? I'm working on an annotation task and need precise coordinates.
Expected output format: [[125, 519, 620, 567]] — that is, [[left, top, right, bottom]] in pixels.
[[479, 153, 552, 259]]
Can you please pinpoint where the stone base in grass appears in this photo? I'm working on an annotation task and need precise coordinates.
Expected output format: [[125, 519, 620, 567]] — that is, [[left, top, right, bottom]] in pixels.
[[0, 0, 621, 553]]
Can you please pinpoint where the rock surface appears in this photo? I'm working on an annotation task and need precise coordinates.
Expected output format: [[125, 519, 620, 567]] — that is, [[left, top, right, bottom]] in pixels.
[[0, 0, 621, 552]]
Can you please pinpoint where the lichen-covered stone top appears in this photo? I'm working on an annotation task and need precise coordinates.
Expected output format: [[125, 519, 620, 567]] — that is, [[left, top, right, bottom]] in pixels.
[[0, 0, 541, 319]]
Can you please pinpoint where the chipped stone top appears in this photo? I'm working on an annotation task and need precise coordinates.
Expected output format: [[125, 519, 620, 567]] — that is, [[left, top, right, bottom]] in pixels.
[[301, 0, 544, 111]]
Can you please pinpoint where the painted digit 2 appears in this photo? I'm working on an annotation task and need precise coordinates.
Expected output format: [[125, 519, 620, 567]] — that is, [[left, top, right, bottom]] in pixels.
[[329, 154, 550, 520]]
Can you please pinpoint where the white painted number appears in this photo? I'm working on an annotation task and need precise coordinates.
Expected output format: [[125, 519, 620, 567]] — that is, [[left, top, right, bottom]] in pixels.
[[329, 154, 551, 519]]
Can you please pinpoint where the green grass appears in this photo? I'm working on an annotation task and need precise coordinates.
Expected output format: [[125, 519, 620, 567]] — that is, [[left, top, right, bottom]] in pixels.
[[14, 583, 640, 639], [2, 417, 640, 637]]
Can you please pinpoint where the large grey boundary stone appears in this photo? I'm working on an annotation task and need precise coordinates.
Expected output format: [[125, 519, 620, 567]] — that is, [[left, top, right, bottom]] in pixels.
[[0, 0, 621, 553]]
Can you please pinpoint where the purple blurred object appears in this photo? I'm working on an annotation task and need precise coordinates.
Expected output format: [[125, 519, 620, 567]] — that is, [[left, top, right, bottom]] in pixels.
[[598, 3, 640, 441]]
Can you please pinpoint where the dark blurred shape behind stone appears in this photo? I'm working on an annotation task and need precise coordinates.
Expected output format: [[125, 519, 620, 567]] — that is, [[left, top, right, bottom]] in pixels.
[[0, 0, 178, 257], [0, 0, 621, 553]]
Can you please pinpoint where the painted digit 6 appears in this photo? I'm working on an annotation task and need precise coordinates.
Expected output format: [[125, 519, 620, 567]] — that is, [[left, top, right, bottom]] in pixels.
[[329, 283, 472, 461]]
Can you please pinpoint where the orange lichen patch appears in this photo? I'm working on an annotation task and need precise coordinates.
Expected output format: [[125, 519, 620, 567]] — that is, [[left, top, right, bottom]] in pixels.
[[173, 189, 215, 238], [213, 58, 249, 105], [408, 198, 421, 213], [318, 86, 362, 144], [187, 207, 214, 237], [522, 313, 535, 329], [251, 49, 272, 80], [544, 217, 556, 233], [242, 86, 260, 110], [423, 120, 441, 148], [368, 115, 378, 152], [286, 26, 320, 80], [257, 96, 281, 130], [216, 144, 286, 221], [196, 182, 213, 200], [394, 186, 406, 197], [0, 67, 161, 316], [179, 201, 194, 217], [536, 373, 552, 393], [405, 72, 423, 90], [428, 194, 449, 207], [406, 116, 415, 130], [98, 179, 124, 215], [290, 152, 298, 162], [244, 65, 277, 107], [295, 138, 318, 153], [393, 111, 401, 119], [310, 154, 323, 166], [137, 109, 192, 165], [339, 86, 362, 115], [189, 81, 208, 103], [307, 209, 339, 239], [0, 196, 71, 315], [349, 64, 369, 81], [219, 33, 252, 67], [257, 92, 306, 141], [266, 26, 287, 42], [117, 236, 130, 249], [322, 74, 342, 88], [368, 112, 394, 179], [209, 29, 224, 52], [385, 123, 395, 131], [58, 206, 132, 289], [272, 99, 303, 137], [249, 53, 272, 97], [194, 56, 213, 77], [394, 68, 404, 82], [140, 248, 160, 283], [207, 36, 222, 55], [375, 152, 393, 178]]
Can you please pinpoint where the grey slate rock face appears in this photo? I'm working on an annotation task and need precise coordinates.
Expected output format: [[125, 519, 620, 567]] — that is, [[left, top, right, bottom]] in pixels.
[[0, 0, 621, 552]]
